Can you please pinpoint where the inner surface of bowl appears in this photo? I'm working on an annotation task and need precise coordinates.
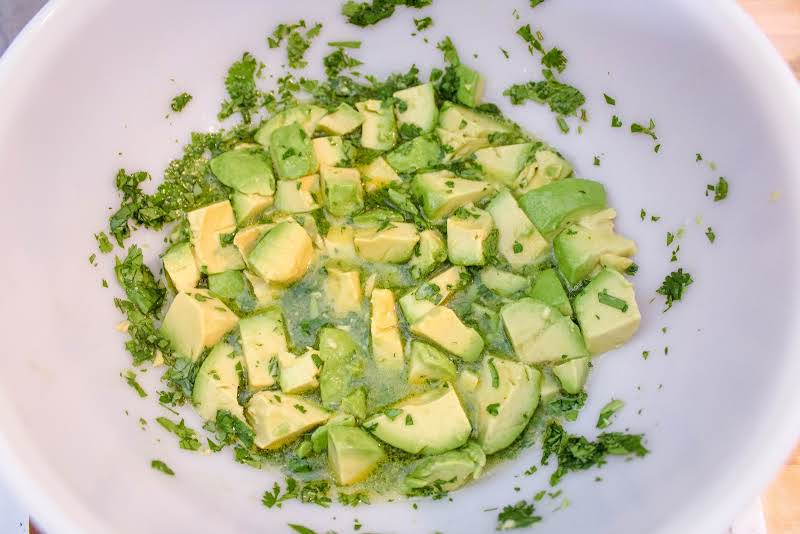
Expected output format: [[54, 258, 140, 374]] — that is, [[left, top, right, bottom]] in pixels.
[[1, 1, 799, 533]]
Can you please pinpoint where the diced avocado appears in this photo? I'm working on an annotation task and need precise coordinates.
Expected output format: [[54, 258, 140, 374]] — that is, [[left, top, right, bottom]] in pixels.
[[247, 221, 314, 285], [356, 99, 397, 151], [404, 441, 486, 494], [354, 223, 420, 264], [515, 148, 573, 193], [408, 229, 447, 280], [480, 266, 528, 297], [192, 342, 244, 420], [438, 102, 512, 139], [160, 290, 239, 360], [500, 298, 588, 364], [446, 205, 494, 266], [436, 128, 490, 162], [474, 357, 541, 454], [243, 271, 283, 309], [359, 156, 401, 192], [528, 268, 572, 316], [365, 386, 471, 455], [311, 413, 357, 453], [410, 306, 484, 362], [208, 270, 256, 312], [269, 122, 318, 180], [385, 135, 442, 174], [323, 225, 359, 263], [246, 390, 329, 450], [486, 190, 549, 271], [275, 174, 320, 213], [239, 309, 287, 389], [324, 268, 362, 316], [455, 64, 485, 107], [370, 289, 404, 369], [352, 208, 404, 228], [162, 241, 200, 293], [209, 148, 275, 196], [233, 224, 274, 262], [574, 268, 641, 354], [518, 178, 608, 240], [232, 192, 273, 223], [278, 349, 321, 394], [328, 425, 385, 485], [319, 327, 366, 408], [393, 83, 438, 133], [399, 266, 469, 323], [255, 104, 328, 147], [408, 341, 457, 384], [317, 103, 364, 136], [474, 143, 535, 187], [553, 209, 637, 287], [552, 356, 590, 394], [187, 201, 245, 274], [340, 387, 368, 420], [412, 170, 492, 221], [321, 166, 364, 217], [539, 370, 561, 404], [312, 136, 347, 167], [456, 369, 480, 395]]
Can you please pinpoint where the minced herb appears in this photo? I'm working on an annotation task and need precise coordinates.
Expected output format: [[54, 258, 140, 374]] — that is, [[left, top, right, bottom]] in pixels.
[[218, 52, 261, 123], [324, 47, 363, 78], [342, 0, 432, 27], [705, 226, 716, 243], [123, 370, 147, 398], [656, 268, 693, 311], [707, 176, 729, 201], [170, 92, 193, 112], [503, 80, 585, 115], [151, 460, 175, 476], [157, 417, 202, 451], [630, 118, 657, 140], [596, 399, 625, 429], [413, 16, 433, 31], [497, 500, 541, 530]]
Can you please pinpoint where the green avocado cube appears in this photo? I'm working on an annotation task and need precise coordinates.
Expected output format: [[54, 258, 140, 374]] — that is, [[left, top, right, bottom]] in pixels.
[[239, 309, 287, 389], [318, 327, 366, 409], [528, 268, 572, 316], [321, 166, 364, 217], [385, 135, 442, 174], [247, 220, 314, 284], [393, 83, 438, 134], [552, 356, 590, 394], [269, 122, 318, 180], [480, 267, 528, 298], [515, 149, 573, 193], [162, 241, 200, 293], [455, 64, 484, 108], [486, 190, 549, 271], [275, 175, 320, 214], [328, 425, 385, 485], [317, 103, 364, 136], [412, 170, 492, 221], [408, 341, 457, 384], [255, 104, 328, 148], [356, 99, 397, 151], [500, 298, 588, 364], [518, 178, 607, 240], [340, 387, 368, 420], [231, 192, 273, 223], [446, 206, 494, 266], [210, 148, 275, 196], [192, 343, 245, 421], [410, 306, 484, 361], [404, 441, 486, 494], [474, 143, 535, 187], [408, 229, 447, 280], [313, 136, 347, 167], [574, 268, 641, 354]]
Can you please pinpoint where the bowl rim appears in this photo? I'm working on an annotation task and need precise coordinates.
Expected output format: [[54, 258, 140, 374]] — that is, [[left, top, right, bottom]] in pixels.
[[0, 1, 799, 533]]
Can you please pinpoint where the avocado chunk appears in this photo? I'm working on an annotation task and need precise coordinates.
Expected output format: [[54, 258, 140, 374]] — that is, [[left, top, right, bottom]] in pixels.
[[247, 220, 314, 285], [312, 136, 347, 167], [246, 390, 329, 450], [321, 166, 364, 217], [474, 357, 541, 454], [480, 266, 528, 297], [359, 156, 402, 192], [160, 290, 239, 360], [319, 327, 366, 409], [354, 222, 420, 264], [317, 103, 364, 136], [404, 441, 486, 494], [340, 387, 368, 420], [456, 369, 480, 395], [515, 148, 573, 193], [208, 270, 257, 313], [553, 209, 637, 287], [455, 64, 485, 108], [436, 128, 490, 162], [278, 349, 321, 394], [324, 268, 362, 316], [356, 99, 397, 151], [393, 83, 438, 134], [232, 192, 273, 223], [243, 271, 283, 309], [239, 309, 287, 389], [311, 413, 357, 453], [552, 356, 590, 394], [412, 170, 492, 221], [410, 306, 484, 362], [370, 289, 404, 369], [538, 370, 561, 404], [328, 425, 385, 485], [192, 342, 245, 420], [162, 242, 200, 293], [209, 148, 275, 196], [574, 268, 641, 354], [528, 268, 572, 316], [275, 174, 321, 213], [446, 205, 494, 266], [385, 135, 442, 174], [518, 178, 608, 240], [438, 102, 512, 139], [323, 225, 359, 263], [486, 190, 549, 271], [365, 386, 471, 455], [409, 229, 447, 280], [399, 266, 469, 323], [255, 104, 328, 148], [233, 224, 274, 262], [187, 200, 245, 274], [474, 143, 535, 186], [408, 341, 457, 384], [500, 298, 588, 364], [269, 122, 318, 181]]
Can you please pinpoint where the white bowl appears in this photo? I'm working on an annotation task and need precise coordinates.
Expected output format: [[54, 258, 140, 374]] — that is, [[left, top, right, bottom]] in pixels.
[[1, 0, 799, 533]]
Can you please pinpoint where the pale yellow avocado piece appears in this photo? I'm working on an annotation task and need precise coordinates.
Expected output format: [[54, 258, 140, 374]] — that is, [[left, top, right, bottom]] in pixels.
[[243, 271, 283, 308], [393, 83, 438, 133], [473, 143, 535, 187], [457, 369, 480, 394], [486, 190, 549, 271], [500, 298, 588, 364], [231, 192, 273, 224], [360, 156, 401, 192], [354, 223, 420, 264], [411, 306, 484, 362], [328, 425, 385, 485], [412, 170, 493, 222], [247, 220, 314, 285], [160, 290, 239, 360], [317, 102, 364, 136], [192, 343, 244, 421], [320, 165, 364, 217], [312, 136, 347, 167], [323, 225, 359, 263], [436, 128, 491, 162], [246, 390, 329, 450], [275, 174, 320, 213], [446, 205, 494, 267], [162, 242, 200, 292], [370, 289, 404, 369], [514, 149, 573, 193], [233, 224, 274, 262], [324, 269, 363, 315], [399, 266, 468, 323], [239, 309, 288, 389], [255, 104, 328, 148], [356, 99, 397, 151], [278, 349, 321, 394], [574, 268, 641, 354], [187, 200, 245, 274]]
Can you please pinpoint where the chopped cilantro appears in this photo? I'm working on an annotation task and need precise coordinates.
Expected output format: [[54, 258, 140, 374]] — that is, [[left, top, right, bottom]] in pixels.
[[530, 0, 545, 7], [541, 48, 567, 73], [642, 350, 650, 360], [218, 52, 260, 123], [95, 231, 113, 253], [405, 414, 414, 425], [384, 407, 402, 419], [705, 227, 716, 243], [114, 299, 171, 365], [413, 16, 433, 31], [115, 245, 165, 315], [640, 208, 646, 221], [630, 118, 657, 140], [556, 116, 569, 133], [288, 524, 317, 534], [666, 232, 675, 246], [150, 460, 175, 476], [342, 0, 432, 27], [89, 253, 96, 265], [324, 47, 363, 78], [544, 391, 587, 422], [500, 47, 510, 59], [512, 241, 523, 254], [497, 500, 541, 530], [593, 156, 600, 166], [156, 416, 202, 451], [516, 24, 544, 54], [598, 289, 628, 312], [696, 153, 703, 162], [436, 36, 460, 65], [123, 370, 147, 398], [707, 176, 729, 201], [327, 40, 362, 48], [596, 399, 625, 429], [486, 403, 500, 416], [611, 115, 622, 128], [288, 23, 322, 69], [503, 80, 585, 115], [625, 263, 639, 276], [654, 143, 661, 153], [170, 92, 192, 112], [488, 358, 500, 388], [656, 268, 693, 311], [603, 93, 615, 105], [338, 491, 371, 506]]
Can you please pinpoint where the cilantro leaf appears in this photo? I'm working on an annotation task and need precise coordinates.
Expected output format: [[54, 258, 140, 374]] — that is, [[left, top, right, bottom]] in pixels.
[[95, 231, 113, 253], [218, 52, 261, 123], [123, 370, 147, 398], [342, 0, 432, 27], [497, 500, 542, 530], [288, 525, 317, 534], [516, 24, 544, 54], [170, 92, 193, 112], [630, 118, 657, 140], [705, 226, 716, 243], [114, 245, 165, 315], [530, 0, 545, 7], [114, 299, 171, 365], [541, 48, 567, 73], [414, 16, 433, 31], [707, 176, 729, 201], [150, 460, 175, 476], [503, 80, 585, 116], [656, 268, 693, 311], [324, 47, 363, 78], [596, 399, 625, 429], [156, 416, 202, 451]]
